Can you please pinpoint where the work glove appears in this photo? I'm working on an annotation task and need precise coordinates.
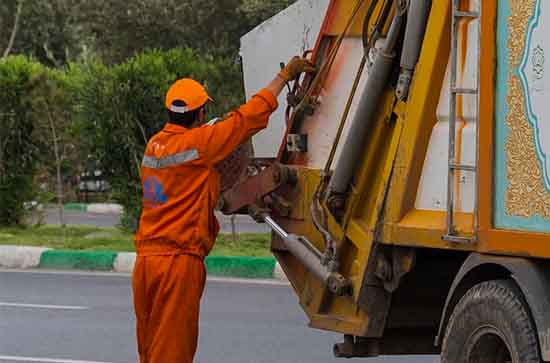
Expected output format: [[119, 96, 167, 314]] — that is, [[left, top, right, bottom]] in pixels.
[[278, 56, 317, 82]]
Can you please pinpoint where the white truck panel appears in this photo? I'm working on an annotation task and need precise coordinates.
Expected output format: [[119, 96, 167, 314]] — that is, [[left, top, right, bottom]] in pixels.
[[240, 0, 330, 158]]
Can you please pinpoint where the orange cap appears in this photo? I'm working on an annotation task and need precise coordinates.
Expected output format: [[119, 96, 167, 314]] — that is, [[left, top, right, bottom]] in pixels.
[[165, 78, 212, 113]]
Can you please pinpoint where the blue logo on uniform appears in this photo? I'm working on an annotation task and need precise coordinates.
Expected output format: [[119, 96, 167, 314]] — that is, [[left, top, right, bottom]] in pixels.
[[143, 176, 168, 206]]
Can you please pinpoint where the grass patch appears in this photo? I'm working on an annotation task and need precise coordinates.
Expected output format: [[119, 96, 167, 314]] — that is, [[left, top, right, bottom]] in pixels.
[[0, 225, 271, 257], [210, 234, 271, 257]]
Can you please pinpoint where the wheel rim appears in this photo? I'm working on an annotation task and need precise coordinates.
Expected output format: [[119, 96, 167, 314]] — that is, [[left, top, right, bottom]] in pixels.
[[466, 326, 513, 363]]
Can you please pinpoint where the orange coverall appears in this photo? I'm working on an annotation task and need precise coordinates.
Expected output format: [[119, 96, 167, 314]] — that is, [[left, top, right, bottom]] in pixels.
[[133, 88, 278, 363]]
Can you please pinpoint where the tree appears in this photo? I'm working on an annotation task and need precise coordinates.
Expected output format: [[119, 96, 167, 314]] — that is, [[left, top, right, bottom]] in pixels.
[[31, 69, 77, 226], [2, 0, 23, 58], [0, 56, 43, 226], [2, 0, 298, 66], [76, 0, 297, 64], [76, 0, 243, 64], [239, 0, 296, 29], [1, 0, 88, 66]]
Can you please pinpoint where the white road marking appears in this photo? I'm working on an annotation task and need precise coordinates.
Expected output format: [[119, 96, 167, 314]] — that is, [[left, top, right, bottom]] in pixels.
[[0, 355, 112, 363], [0, 302, 88, 310]]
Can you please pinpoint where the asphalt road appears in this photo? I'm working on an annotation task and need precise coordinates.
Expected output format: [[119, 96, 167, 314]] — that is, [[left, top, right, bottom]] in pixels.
[[41, 209, 122, 228], [0, 270, 439, 363], [41, 208, 270, 234]]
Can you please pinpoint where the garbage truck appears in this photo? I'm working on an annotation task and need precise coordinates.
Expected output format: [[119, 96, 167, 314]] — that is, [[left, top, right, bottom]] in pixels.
[[220, 0, 550, 361]]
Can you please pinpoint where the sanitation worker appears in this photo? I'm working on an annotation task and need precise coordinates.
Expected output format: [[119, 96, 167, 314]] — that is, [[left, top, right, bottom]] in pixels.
[[132, 56, 316, 363]]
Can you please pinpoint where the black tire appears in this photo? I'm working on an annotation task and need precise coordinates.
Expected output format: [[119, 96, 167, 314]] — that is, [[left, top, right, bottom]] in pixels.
[[441, 279, 541, 363]]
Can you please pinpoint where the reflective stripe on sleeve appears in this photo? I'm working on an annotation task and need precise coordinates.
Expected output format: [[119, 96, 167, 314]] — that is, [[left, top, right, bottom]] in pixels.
[[142, 149, 199, 169]]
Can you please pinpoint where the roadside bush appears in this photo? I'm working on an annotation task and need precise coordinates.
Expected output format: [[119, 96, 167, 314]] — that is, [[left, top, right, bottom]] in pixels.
[[76, 48, 244, 231], [0, 49, 244, 230], [0, 56, 44, 225]]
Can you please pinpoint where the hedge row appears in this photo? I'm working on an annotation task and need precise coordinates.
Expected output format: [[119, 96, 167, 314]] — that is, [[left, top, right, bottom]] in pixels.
[[0, 56, 43, 225], [0, 49, 244, 228]]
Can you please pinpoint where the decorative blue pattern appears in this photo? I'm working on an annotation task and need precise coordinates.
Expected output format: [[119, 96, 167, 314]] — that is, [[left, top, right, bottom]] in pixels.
[[518, 0, 549, 189], [494, 0, 550, 232]]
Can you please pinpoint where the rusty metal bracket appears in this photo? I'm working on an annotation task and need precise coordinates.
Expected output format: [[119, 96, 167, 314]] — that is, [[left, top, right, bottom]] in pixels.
[[269, 193, 292, 217], [286, 134, 308, 153], [334, 335, 380, 358], [219, 163, 295, 215], [374, 247, 416, 293]]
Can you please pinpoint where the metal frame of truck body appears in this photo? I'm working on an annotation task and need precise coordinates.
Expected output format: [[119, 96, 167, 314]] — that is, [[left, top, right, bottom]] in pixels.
[[270, 0, 463, 341], [228, 0, 550, 358]]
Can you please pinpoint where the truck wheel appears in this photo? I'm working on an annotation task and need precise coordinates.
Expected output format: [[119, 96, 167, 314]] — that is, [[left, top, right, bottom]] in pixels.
[[441, 280, 540, 363]]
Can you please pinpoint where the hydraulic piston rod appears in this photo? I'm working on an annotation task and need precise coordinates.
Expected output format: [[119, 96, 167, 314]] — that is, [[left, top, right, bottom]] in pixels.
[[327, 14, 404, 201], [396, 0, 431, 100]]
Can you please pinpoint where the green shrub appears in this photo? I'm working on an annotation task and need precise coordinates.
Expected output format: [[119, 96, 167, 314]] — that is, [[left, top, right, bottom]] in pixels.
[[76, 48, 244, 231], [0, 56, 44, 225]]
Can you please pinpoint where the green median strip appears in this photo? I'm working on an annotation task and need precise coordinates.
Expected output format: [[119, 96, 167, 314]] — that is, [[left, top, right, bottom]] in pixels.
[[205, 256, 276, 279], [63, 203, 88, 212], [36, 250, 276, 278], [39, 250, 117, 271]]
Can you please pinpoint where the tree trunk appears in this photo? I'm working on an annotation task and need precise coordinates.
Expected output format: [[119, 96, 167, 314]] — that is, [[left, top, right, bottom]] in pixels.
[[56, 156, 64, 227], [47, 107, 65, 227], [2, 0, 24, 58], [231, 214, 238, 245]]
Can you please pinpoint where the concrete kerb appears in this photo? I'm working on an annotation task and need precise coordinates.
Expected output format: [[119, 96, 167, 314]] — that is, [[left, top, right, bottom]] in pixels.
[[0, 246, 51, 269], [0, 247, 288, 281], [273, 261, 288, 281], [64, 203, 123, 214], [87, 204, 123, 214], [113, 252, 136, 273], [63, 203, 88, 212], [40, 250, 118, 271], [205, 256, 276, 279]]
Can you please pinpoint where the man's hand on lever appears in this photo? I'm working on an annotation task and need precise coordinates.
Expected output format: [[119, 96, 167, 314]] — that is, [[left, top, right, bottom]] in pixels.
[[266, 56, 317, 97]]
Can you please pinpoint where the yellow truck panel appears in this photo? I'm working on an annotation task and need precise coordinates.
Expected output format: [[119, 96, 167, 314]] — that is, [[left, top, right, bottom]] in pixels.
[[226, 0, 550, 360]]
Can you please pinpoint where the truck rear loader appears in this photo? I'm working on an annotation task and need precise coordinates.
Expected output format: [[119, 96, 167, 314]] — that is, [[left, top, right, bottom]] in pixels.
[[222, 0, 550, 361]]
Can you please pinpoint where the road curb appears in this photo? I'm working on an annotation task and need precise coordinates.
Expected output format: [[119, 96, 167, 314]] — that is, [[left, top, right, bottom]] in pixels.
[[205, 256, 276, 279], [63, 203, 123, 214], [87, 203, 124, 214], [273, 261, 289, 282], [113, 252, 136, 273], [64, 203, 88, 212], [1, 248, 286, 280], [39, 250, 117, 271], [0, 246, 51, 269]]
